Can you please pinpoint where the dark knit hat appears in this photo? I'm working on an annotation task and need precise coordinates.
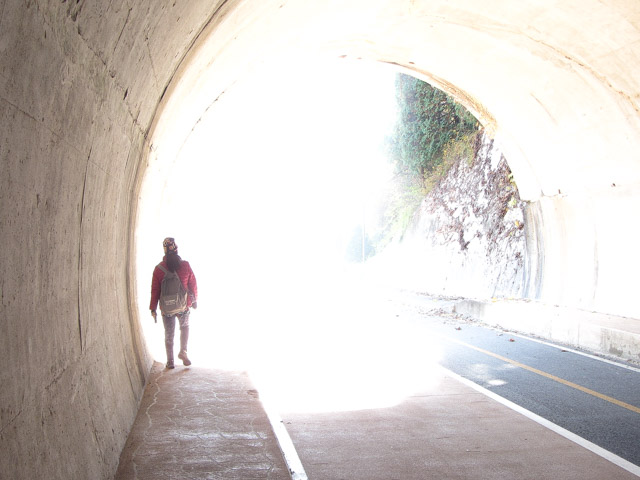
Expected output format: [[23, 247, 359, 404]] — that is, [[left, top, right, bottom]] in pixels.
[[163, 237, 178, 255]]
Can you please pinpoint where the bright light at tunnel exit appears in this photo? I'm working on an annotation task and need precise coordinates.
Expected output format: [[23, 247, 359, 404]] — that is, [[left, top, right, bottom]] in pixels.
[[138, 58, 443, 412]]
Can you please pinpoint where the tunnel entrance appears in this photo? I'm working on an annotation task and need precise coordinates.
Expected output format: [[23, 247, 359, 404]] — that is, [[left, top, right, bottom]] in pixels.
[[136, 57, 400, 372], [134, 56, 458, 413], [133, 44, 531, 413]]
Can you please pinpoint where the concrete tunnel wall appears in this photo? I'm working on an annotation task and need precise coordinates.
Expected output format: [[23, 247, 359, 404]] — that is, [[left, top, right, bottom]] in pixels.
[[1, 0, 640, 478]]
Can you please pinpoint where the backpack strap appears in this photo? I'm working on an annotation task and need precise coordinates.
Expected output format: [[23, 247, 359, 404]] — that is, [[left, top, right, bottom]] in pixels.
[[157, 264, 169, 275]]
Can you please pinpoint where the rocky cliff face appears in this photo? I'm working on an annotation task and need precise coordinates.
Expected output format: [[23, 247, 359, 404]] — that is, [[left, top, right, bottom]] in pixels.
[[371, 133, 527, 300]]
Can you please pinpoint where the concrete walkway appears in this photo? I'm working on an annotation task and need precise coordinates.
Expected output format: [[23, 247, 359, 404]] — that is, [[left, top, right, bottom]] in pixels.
[[114, 363, 290, 480], [115, 361, 639, 480]]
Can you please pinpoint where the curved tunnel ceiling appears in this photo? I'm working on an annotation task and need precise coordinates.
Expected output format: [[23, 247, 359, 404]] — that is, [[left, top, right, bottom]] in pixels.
[[147, 0, 640, 202]]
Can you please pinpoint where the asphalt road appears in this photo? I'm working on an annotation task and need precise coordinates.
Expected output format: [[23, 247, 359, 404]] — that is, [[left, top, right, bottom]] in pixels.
[[416, 315, 640, 467]]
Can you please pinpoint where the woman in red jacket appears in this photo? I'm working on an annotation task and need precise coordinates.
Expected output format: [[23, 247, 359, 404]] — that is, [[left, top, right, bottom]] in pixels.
[[150, 237, 198, 369]]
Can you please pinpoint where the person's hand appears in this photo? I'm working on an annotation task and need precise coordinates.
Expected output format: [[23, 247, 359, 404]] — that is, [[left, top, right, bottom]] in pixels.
[[151, 310, 157, 323], [191, 301, 198, 310]]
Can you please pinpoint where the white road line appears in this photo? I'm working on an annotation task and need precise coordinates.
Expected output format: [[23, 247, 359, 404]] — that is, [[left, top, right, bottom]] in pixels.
[[261, 397, 308, 480], [443, 366, 640, 478]]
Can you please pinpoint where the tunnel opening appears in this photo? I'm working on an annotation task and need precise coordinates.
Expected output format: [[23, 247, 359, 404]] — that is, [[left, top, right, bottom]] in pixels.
[[134, 52, 522, 413], [135, 56, 408, 403], [134, 54, 496, 411]]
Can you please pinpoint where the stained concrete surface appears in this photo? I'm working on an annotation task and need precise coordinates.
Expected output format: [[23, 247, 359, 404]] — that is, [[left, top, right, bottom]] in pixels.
[[114, 363, 290, 480]]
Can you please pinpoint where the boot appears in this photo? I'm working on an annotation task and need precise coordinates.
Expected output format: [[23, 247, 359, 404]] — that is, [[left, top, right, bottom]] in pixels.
[[178, 350, 191, 366], [165, 341, 175, 369], [166, 347, 175, 369]]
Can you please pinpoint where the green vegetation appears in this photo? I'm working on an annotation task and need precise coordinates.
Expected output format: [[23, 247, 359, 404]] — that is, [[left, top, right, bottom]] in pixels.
[[375, 74, 480, 250], [425, 130, 479, 190], [388, 73, 480, 180], [343, 73, 481, 261], [371, 172, 425, 248]]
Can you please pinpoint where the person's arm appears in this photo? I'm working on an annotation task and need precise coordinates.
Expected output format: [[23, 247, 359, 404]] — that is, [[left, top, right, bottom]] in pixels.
[[187, 263, 198, 308], [150, 266, 162, 316]]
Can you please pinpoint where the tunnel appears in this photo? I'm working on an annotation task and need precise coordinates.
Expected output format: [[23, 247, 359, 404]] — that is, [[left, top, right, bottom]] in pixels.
[[2, 1, 640, 478]]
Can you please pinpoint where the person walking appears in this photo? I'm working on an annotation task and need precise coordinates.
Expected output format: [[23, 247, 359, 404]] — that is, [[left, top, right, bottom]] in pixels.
[[150, 237, 198, 369]]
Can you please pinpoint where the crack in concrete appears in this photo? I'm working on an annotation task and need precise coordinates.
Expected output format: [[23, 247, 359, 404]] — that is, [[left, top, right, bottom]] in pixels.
[[143, 0, 237, 140], [77, 151, 90, 353], [44, 363, 70, 393], [170, 80, 239, 166], [57, 0, 146, 139], [530, 92, 558, 124], [0, 409, 23, 436], [144, 40, 160, 91], [113, 3, 133, 57], [0, 1, 6, 40], [520, 31, 640, 115], [0, 90, 87, 163], [128, 367, 164, 479]]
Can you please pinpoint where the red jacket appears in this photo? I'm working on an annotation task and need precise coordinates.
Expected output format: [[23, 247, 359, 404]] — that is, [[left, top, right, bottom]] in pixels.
[[150, 257, 198, 312]]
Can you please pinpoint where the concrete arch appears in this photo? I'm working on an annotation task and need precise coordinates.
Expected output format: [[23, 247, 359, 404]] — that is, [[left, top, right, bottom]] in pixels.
[[1, 1, 639, 478]]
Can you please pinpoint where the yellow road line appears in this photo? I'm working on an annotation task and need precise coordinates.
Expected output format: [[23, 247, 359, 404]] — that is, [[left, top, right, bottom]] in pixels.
[[448, 337, 640, 415]]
